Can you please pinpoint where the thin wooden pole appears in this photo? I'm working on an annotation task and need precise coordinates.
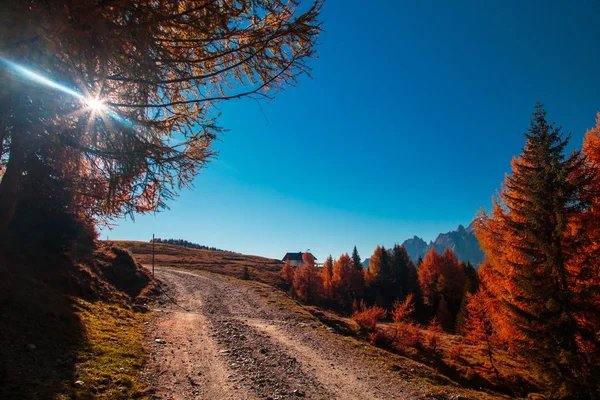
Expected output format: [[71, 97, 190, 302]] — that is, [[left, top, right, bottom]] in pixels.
[[152, 233, 155, 276]]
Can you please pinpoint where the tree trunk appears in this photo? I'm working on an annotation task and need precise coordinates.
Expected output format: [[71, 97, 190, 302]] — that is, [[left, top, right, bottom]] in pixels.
[[0, 131, 24, 229]]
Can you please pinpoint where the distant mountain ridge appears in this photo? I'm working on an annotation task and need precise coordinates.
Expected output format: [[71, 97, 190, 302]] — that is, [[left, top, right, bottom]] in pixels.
[[362, 221, 485, 270], [402, 221, 484, 267]]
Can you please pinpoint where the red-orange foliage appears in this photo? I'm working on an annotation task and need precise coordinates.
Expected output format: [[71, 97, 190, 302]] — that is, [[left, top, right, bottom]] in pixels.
[[368, 245, 389, 282], [363, 268, 376, 288], [419, 247, 466, 330], [321, 256, 333, 298], [391, 294, 421, 348], [292, 264, 322, 303], [440, 248, 465, 301], [391, 293, 415, 324], [302, 252, 316, 268], [352, 299, 386, 333], [418, 247, 443, 301], [426, 316, 443, 352], [331, 253, 363, 304], [476, 105, 600, 395], [581, 113, 600, 269], [281, 259, 294, 284], [464, 291, 499, 379]]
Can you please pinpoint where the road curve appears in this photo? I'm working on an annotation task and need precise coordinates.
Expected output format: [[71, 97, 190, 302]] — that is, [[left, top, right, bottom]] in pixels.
[[141, 267, 430, 399]]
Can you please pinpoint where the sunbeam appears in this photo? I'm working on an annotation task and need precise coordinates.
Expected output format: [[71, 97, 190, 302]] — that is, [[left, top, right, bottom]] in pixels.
[[0, 57, 132, 128]]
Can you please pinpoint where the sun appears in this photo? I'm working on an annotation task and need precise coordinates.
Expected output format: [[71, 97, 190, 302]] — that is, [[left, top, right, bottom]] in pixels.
[[85, 97, 105, 112]]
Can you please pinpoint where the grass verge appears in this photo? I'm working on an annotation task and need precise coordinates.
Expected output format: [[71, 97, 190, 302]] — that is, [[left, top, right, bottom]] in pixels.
[[57, 299, 148, 399]]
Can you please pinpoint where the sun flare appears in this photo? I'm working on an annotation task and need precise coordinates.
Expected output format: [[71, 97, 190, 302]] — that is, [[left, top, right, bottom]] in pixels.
[[85, 97, 105, 112]]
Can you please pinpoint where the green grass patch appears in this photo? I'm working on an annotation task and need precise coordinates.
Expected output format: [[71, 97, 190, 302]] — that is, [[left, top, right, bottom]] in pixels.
[[57, 299, 147, 399]]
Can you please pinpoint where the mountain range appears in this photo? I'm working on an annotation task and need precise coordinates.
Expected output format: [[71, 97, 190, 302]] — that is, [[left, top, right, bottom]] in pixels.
[[363, 221, 485, 269]]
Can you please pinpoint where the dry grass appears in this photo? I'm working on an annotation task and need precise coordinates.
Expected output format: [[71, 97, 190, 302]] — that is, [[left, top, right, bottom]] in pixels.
[[0, 244, 154, 400], [114, 240, 542, 399], [113, 240, 284, 286], [57, 300, 147, 399], [374, 322, 542, 398]]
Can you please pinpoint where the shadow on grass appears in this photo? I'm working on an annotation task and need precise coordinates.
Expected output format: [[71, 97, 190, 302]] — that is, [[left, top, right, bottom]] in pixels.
[[0, 243, 155, 399], [0, 251, 85, 399]]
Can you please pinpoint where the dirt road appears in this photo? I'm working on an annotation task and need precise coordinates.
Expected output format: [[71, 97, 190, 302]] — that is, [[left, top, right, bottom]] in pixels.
[[141, 268, 436, 399]]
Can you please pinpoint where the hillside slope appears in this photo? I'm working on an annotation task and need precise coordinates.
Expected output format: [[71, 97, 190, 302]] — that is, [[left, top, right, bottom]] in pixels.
[[0, 244, 156, 399], [114, 240, 285, 286]]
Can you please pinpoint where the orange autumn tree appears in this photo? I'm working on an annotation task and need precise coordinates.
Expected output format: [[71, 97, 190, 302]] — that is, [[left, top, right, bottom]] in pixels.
[[321, 255, 334, 299], [581, 112, 600, 269], [418, 247, 443, 306], [440, 248, 466, 304], [439, 248, 466, 330], [331, 253, 362, 307], [476, 103, 600, 396], [281, 259, 295, 285], [464, 291, 499, 379], [0, 0, 323, 235], [292, 252, 322, 303], [366, 245, 391, 305]]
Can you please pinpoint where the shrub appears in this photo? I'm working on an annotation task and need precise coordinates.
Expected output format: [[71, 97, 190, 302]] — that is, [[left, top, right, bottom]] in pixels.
[[426, 316, 443, 353], [395, 322, 423, 350], [352, 299, 387, 334], [241, 265, 251, 280], [448, 342, 465, 361]]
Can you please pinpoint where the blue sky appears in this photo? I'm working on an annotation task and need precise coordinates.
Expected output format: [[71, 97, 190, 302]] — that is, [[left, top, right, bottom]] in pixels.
[[101, 0, 600, 261]]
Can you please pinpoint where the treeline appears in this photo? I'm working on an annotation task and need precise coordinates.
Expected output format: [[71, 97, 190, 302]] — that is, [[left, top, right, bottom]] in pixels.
[[152, 238, 234, 253], [281, 245, 475, 332], [282, 104, 600, 398]]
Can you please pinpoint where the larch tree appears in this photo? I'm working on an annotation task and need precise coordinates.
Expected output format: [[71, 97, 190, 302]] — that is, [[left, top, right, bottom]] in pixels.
[[418, 247, 443, 307], [455, 262, 478, 335], [440, 248, 465, 303], [0, 0, 323, 236], [281, 259, 295, 285], [464, 291, 499, 379], [293, 262, 322, 303], [331, 253, 354, 306], [436, 294, 452, 331], [302, 252, 316, 268], [406, 258, 425, 320], [321, 255, 334, 299], [368, 245, 391, 306], [440, 248, 466, 329], [476, 103, 599, 396]]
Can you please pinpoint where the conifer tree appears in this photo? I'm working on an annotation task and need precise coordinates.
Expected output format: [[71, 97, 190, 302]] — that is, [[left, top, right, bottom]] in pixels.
[[418, 247, 443, 306], [464, 292, 499, 379], [454, 279, 472, 335], [321, 255, 334, 299], [368, 245, 391, 306], [281, 259, 295, 284], [440, 248, 465, 304], [241, 266, 251, 280], [462, 261, 479, 294], [406, 260, 425, 320], [331, 253, 355, 306], [436, 296, 452, 331], [440, 248, 465, 329], [476, 103, 599, 395], [351, 246, 363, 271], [390, 244, 412, 301], [368, 245, 385, 280], [293, 263, 322, 303]]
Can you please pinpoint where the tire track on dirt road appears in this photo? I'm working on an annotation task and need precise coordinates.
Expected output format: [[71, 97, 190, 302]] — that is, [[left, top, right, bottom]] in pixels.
[[142, 268, 429, 399]]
